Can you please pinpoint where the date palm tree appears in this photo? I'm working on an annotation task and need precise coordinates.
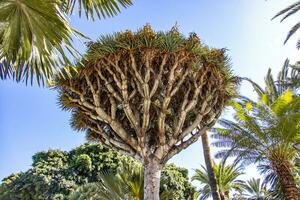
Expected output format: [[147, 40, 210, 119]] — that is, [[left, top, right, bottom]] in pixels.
[[212, 88, 300, 199], [257, 157, 300, 199], [192, 160, 245, 200], [0, 0, 132, 85]]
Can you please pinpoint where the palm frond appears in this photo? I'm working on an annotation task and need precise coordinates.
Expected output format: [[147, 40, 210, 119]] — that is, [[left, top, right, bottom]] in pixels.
[[284, 21, 300, 44], [61, 0, 132, 20], [0, 0, 80, 85], [272, 2, 300, 47], [192, 161, 244, 199], [272, 1, 300, 20]]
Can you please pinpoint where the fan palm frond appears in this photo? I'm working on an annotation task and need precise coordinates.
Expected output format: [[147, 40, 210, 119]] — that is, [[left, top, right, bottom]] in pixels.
[[0, 0, 132, 85], [0, 0, 79, 85]]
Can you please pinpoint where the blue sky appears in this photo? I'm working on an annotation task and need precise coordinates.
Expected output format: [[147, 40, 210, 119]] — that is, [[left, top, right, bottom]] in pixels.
[[1, 0, 299, 183]]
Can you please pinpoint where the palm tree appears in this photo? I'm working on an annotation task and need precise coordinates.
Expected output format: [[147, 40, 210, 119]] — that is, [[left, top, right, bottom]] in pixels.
[[192, 160, 245, 200], [272, 1, 300, 48], [257, 157, 300, 199], [0, 0, 132, 85], [242, 178, 269, 200], [201, 130, 221, 200], [212, 88, 300, 199], [68, 160, 175, 200], [68, 175, 127, 200]]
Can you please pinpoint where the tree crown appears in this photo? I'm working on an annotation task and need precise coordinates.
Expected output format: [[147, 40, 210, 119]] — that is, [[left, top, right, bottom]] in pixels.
[[56, 25, 237, 163]]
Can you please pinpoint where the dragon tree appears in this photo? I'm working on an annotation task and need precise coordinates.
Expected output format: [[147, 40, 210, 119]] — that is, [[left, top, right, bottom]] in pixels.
[[56, 25, 237, 200]]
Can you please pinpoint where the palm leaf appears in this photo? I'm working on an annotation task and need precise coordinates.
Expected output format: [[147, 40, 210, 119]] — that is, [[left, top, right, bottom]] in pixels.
[[61, 0, 132, 20], [272, 2, 300, 21], [0, 0, 79, 85], [284, 21, 300, 44], [272, 1, 300, 46], [0, 0, 132, 85], [192, 161, 244, 199]]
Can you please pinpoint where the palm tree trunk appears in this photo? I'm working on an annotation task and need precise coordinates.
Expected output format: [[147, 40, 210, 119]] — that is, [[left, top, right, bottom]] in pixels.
[[272, 159, 300, 200], [201, 132, 221, 200], [143, 161, 161, 200], [219, 193, 225, 200]]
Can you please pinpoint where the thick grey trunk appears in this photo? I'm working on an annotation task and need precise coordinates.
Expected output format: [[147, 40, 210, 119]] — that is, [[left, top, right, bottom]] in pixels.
[[202, 132, 221, 200], [144, 161, 161, 200]]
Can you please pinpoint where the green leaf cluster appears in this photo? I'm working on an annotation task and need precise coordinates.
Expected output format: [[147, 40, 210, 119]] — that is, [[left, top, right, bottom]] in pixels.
[[192, 160, 245, 200], [0, 0, 132, 85], [0, 143, 195, 200]]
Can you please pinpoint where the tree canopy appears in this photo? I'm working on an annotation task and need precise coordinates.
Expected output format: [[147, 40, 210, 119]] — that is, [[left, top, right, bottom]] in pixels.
[[0, 143, 195, 200], [55, 25, 237, 199], [55, 25, 237, 164]]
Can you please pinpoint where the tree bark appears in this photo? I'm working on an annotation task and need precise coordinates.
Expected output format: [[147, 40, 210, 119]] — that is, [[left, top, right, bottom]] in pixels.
[[219, 193, 225, 200], [201, 132, 221, 200], [144, 161, 161, 200], [272, 159, 300, 200]]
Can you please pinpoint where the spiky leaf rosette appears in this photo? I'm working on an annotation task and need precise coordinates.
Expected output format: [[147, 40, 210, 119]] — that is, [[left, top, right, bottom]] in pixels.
[[56, 25, 237, 164]]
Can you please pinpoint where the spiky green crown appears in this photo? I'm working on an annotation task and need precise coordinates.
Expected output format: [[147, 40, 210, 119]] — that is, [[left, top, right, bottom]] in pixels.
[[66, 25, 237, 97]]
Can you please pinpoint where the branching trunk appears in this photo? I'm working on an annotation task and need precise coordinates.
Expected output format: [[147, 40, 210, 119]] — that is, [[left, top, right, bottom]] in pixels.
[[57, 26, 235, 200], [272, 159, 300, 200], [201, 131, 221, 200], [144, 161, 161, 200]]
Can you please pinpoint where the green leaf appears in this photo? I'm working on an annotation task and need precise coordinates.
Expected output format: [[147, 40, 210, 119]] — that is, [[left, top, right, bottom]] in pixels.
[[0, 0, 80, 85], [61, 0, 132, 20]]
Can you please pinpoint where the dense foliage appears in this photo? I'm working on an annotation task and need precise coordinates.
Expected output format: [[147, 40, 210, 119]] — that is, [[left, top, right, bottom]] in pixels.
[[0, 143, 195, 200], [212, 67, 300, 199], [68, 162, 195, 200], [0, 0, 132, 84], [56, 25, 237, 163], [55, 25, 236, 199]]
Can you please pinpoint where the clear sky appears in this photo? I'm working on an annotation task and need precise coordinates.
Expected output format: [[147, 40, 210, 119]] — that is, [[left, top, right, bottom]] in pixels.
[[1, 0, 299, 185]]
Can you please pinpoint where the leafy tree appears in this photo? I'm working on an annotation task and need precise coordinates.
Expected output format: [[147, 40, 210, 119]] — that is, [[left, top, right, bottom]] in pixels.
[[192, 160, 245, 200], [0, 143, 195, 200], [0, 144, 121, 199], [212, 87, 300, 199], [160, 164, 195, 200], [55, 25, 237, 199], [68, 162, 195, 200], [272, 1, 300, 48], [0, 0, 132, 84]]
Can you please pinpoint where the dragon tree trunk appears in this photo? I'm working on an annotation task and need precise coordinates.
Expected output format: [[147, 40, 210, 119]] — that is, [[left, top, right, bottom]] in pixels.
[[272, 159, 300, 200], [56, 26, 236, 200], [144, 160, 161, 200], [201, 131, 221, 200]]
